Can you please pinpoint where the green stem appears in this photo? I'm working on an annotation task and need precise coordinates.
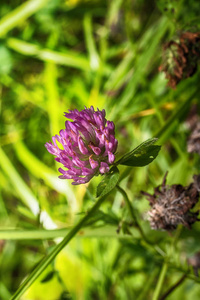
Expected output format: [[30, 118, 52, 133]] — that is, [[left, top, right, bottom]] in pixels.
[[116, 184, 153, 245], [138, 268, 159, 300], [152, 225, 182, 300], [10, 195, 106, 300], [0, 226, 134, 240], [159, 274, 187, 300], [116, 185, 136, 222], [152, 262, 168, 300], [153, 227, 185, 300]]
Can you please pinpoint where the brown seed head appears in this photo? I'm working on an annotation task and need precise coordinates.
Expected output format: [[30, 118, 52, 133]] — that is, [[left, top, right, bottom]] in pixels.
[[142, 173, 200, 231], [159, 31, 200, 89]]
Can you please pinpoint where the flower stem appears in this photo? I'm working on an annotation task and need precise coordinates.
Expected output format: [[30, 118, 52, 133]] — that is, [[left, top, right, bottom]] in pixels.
[[153, 225, 187, 300], [159, 274, 187, 300], [10, 195, 106, 300], [0, 226, 135, 240], [116, 185, 136, 222], [116, 184, 153, 245], [152, 262, 168, 300]]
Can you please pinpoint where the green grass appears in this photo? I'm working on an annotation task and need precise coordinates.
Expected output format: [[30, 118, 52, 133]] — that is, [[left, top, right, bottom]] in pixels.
[[0, 0, 200, 299]]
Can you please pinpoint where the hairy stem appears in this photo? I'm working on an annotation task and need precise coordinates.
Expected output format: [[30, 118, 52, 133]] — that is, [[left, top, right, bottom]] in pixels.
[[116, 184, 153, 245]]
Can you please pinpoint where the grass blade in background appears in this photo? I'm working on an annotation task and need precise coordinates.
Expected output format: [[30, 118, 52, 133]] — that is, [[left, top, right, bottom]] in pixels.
[[6, 38, 91, 71], [1, 0, 200, 299], [10, 195, 107, 300], [0, 0, 49, 37], [14, 141, 78, 213], [0, 148, 39, 216]]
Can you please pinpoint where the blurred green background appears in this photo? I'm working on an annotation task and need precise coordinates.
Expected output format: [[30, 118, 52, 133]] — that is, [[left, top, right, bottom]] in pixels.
[[0, 0, 200, 299]]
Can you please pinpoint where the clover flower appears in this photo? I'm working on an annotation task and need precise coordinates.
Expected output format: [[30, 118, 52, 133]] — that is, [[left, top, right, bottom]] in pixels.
[[45, 106, 118, 185]]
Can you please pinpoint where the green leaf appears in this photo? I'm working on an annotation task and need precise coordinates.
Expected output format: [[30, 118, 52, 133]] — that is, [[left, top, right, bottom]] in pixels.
[[115, 138, 161, 167], [96, 166, 120, 198]]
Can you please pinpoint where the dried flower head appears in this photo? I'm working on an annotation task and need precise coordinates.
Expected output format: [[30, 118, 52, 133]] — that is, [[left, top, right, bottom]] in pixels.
[[142, 173, 200, 230], [159, 31, 200, 89], [45, 106, 118, 185]]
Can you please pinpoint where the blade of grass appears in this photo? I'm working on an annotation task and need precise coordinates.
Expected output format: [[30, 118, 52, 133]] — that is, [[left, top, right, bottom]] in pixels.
[[83, 13, 102, 108], [7, 38, 90, 70], [0, 282, 11, 300], [0, 148, 39, 216], [0, 0, 49, 37], [14, 141, 78, 212], [6, 38, 112, 74], [0, 226, 134, 240], [110, 17, 170, 120], [44, 62, 60, 136], [83, 14, 100, 71]]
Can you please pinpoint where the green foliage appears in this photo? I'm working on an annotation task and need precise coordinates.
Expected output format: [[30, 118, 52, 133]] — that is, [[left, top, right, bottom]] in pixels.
[[96, 166, 119, 198], [157, 0, 200, 28], [0, 0, 200, 300], [116, 138, 161, 167]]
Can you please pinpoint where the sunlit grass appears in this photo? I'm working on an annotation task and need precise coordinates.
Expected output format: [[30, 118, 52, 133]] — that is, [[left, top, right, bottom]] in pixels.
[[0, 0, 200, 299]]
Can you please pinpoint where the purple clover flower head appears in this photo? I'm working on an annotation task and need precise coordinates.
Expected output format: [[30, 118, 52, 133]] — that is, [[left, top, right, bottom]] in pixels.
[[45, 106, 118, 185]]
